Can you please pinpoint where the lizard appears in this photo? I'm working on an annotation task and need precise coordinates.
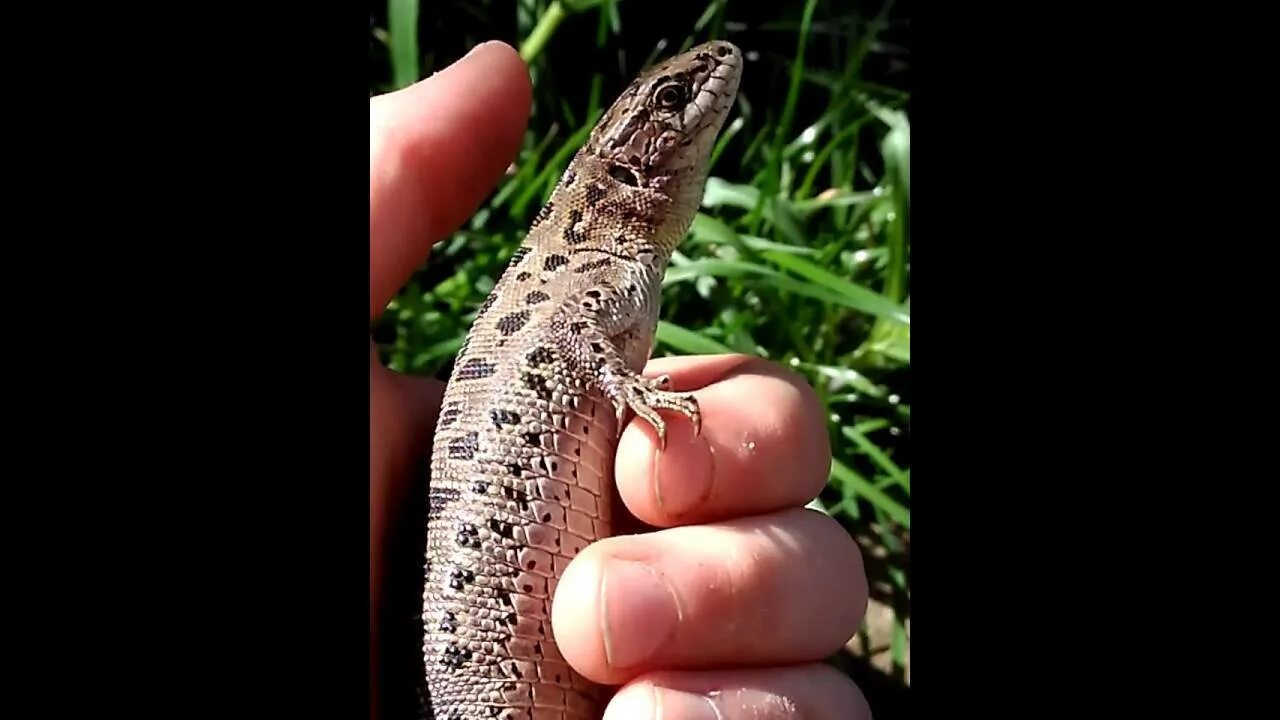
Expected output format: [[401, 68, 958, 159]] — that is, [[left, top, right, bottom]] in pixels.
[[420, 39, 743, 720]]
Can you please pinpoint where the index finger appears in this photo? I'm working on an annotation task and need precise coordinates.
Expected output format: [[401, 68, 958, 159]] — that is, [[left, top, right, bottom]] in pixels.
[[614, 354, 833, 527], [369, 41, 532, 320]]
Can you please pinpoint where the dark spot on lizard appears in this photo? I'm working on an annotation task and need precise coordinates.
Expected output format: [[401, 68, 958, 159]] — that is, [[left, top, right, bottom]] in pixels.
[[471, 481, 488, 494], [544, 254, 568, 272], [531, 201, 554, 228], [527, 560, 537, 570], [439, 403, 461, 428], [428, 487, 461, 514], [489, 408, 521, 427], [447, 431, 479, 460], [474, 293, 497, 319], [608, 165, 639, 186], [509, 246, 530, 266], [524, 432, 542, 447], [564, 221, 586, 246], [541, 512, 552, 522], [586, 184, 607, 204], [590, 342, 605, 354], [488, 518, 513, 538], [439, 611, 457, 633], [442, 646, 465, 669], [456, 357, 497, 381], [507, 463, 522, 477], [455, 523, 480, 549], [522, 583, 533, 593], [526, 346, 554, 367], [525, 290, 549, 305], [573, 258, 613, 273], [569, 321, 587, 334], [585, 289, 602, 299], [562, 168, 576, 186], [516, 271, 531, 281], [497, 310, 531, 336], [522, 372, 554, 402], [448, 568, 475, 590]]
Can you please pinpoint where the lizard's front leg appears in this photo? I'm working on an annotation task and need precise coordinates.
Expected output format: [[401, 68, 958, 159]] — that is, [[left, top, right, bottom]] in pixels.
[[551, 281, 700, 448]]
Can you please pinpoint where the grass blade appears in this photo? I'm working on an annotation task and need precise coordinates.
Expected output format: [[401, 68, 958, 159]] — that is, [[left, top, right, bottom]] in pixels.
[[656, 321, 733, 355], [831, 459, 910, 529], [760, 251, 910, 325], [388, 0, 420, 89], [841, 426, 909, 492]]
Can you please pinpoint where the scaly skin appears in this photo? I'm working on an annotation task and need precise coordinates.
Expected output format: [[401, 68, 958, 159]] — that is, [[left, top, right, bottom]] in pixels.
[[421, 40, 743, 720]]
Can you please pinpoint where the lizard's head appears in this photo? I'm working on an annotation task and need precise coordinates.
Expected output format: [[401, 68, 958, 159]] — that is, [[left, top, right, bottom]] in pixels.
[[586, 40, 742, 194]]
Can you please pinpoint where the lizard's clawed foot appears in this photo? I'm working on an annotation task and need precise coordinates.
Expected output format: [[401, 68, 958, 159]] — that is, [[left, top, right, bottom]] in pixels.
[[606, 372, 701, 449]]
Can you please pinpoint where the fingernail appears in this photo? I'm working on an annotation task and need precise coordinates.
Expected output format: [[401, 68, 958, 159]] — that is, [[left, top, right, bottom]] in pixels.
[[601, 559, 680, 670], [653, 435, 715, 519], [602, 685, 720, 720], [654, 689, 721, 720]]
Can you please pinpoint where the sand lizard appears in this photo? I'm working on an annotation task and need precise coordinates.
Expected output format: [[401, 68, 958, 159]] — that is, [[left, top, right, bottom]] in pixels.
[[421, 40, 743, 720]]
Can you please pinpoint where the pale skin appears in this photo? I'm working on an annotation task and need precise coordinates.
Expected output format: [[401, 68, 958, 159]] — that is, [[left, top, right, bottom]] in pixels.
[[371, 41, 872, 720]]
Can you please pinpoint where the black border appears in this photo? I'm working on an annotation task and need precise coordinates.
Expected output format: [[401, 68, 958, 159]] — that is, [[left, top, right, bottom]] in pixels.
[[16, 1, 1207, 717]]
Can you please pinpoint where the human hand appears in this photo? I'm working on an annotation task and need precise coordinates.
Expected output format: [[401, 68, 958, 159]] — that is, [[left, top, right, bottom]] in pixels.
[[370, 41, 871, 719]]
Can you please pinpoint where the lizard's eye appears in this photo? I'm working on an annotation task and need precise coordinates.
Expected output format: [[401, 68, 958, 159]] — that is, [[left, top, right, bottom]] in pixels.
[[655, 83, 687, 111]]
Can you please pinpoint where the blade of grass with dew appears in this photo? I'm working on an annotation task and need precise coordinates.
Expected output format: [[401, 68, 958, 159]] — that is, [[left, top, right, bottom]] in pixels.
[[796, 117, 869, 199], [866, 110, 910, 358], [842, 425, 909, 492], [832, 458, 910, 529], [807, 363, 887, 398], [768, 0, 819, 189]]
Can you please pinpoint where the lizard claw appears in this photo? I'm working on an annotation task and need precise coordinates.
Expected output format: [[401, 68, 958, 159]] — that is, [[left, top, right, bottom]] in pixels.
[[605, 373, 701, 450]]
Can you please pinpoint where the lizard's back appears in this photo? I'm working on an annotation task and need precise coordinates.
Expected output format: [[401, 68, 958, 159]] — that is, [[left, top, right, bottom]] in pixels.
[[421, 39, 743, 720]]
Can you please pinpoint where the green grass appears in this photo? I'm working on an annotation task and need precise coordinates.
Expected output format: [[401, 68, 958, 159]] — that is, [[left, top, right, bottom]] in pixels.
[[372, 0, 911, 686]]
